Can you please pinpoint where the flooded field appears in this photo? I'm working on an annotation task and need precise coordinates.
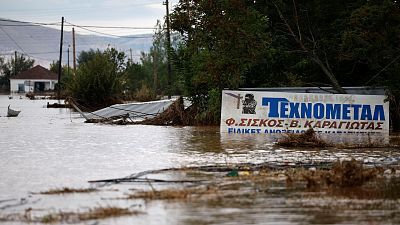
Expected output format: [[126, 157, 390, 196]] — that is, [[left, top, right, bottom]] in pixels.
[[0, 95, 399, 224]]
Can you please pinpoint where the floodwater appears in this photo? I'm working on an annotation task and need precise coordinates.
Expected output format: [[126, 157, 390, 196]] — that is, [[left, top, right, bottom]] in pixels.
[[0, 95, 399, 225]]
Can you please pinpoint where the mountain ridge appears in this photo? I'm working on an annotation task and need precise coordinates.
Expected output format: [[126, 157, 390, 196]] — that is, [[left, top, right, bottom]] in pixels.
[[0, 18, 154, 68]]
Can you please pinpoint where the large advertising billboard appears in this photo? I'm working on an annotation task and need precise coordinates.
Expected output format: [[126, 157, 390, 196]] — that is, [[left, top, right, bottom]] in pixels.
[[221, 90, 389, 135]]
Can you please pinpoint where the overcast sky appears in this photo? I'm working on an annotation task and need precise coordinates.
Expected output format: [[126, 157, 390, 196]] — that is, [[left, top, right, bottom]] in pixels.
[[0, 0, 179, 35]]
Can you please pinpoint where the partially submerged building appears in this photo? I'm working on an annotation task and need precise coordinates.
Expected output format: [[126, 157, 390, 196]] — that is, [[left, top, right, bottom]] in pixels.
[[10, 65, 58, 93]]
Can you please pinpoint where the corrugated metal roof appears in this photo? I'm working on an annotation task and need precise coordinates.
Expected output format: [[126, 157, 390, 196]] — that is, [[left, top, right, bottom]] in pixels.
[[85, 98, 177, 121], [10, 65, 58, 80]]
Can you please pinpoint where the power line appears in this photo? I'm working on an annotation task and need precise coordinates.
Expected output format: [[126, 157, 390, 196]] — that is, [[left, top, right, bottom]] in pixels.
[[0, 18, 157, 38], [0, 1, 171, 13], [0, 18, 155, 62], [63, 24, 154, 30], [65, 21, 154, 39], [0, 51, 55, 61], [0, 18, 60, 26], [0, 24, 58, 27], [0, 51, 68, 55], [0, 18, 155, 30], [0, 26, 27, 55], [29, 51, 68, 55]]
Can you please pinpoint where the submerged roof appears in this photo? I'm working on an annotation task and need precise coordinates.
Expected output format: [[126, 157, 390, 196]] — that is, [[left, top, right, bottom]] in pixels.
[[85, 98, 177, 121], [11, 65, 58, 80]]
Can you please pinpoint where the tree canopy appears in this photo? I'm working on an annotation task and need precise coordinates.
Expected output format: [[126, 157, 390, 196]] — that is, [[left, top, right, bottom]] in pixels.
[[0, 53, 34, 89], [168, 0, 400, 124], [57, 0, 400, 125]]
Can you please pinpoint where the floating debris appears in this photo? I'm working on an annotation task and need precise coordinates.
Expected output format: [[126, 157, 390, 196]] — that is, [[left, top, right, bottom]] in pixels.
[[7, 105, 21, 117], [46, 102, 71, 108], [128, 188, 201, 200], [87, 160, 400, 206], [300, 159, 380, 189], [276, 128, 329, 147], [0, 207, 142, 224], [37, 187, 98, 195]]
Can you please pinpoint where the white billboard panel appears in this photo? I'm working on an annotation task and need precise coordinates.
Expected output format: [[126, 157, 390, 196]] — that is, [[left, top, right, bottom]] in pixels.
[[221, 90, 389, 135]]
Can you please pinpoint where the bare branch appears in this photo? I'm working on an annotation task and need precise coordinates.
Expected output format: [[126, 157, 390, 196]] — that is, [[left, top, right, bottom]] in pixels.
[[273, 2, 297, 40], [292, 0, 302, 41], [365, 54, 400, 85], [273, 0, 346, 94], [285, 50, 309, 54], [323, 51, 333, 74], [305, 10, 315, 44]]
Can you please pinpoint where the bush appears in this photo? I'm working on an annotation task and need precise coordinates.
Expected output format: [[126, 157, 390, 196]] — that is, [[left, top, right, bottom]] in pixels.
[[135, 84, 157, 102], [67, 49, 125, 109]]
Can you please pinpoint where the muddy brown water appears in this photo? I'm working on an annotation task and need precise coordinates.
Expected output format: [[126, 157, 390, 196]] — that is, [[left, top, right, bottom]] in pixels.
[[0, 95, 399, 224]]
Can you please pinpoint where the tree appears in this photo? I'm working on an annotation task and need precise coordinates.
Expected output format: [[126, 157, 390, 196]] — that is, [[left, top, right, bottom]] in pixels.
[[3, 53, 35, 78], [0, 56, 4, 72], [125, 21, 174, 99], [171, 0, 269, 91], [339, 0, 400, 129], [76, 49, 98, 65], [0, 52, 34, 88], [67, 48, 127, 109], [170, 0, 270, 124], [50, 60, 72, 90], [248, 0, 399, 93], [0, 56, 6, 90]]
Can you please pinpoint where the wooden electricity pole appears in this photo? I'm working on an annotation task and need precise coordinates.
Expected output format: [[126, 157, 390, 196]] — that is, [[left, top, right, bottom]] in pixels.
[[164, 0, 172, 99], [130, 48, 133, 62], [57, 17, 64, 98], [67, 45, 70, 78], [153, 51, 158, 92], [14, 51, 17, 76], [72, 27, 76, 76]]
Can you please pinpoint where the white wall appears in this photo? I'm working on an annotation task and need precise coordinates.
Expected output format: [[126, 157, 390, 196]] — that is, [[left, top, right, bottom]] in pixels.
[[10, 79, 58, 93]]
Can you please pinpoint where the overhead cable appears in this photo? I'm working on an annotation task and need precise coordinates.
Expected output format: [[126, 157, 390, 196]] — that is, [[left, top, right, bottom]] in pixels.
[[65, 21, 154, 39], [0, 26, 28, 55], [63, 24, 154, 30], [0, 18, 60, 26], [0, 18, 155, 30]]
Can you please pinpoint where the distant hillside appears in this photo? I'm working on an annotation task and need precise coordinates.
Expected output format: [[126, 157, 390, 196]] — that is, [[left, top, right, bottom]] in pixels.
[[0, 18, 154, 68]]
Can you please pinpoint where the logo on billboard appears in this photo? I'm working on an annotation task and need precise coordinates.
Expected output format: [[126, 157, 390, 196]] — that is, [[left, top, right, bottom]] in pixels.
[[225, 92, 257, 115], [242, 94, 257, 114]]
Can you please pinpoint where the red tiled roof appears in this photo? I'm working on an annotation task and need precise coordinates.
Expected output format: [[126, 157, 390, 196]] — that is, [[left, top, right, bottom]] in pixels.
[[11, 65, 58, 80]]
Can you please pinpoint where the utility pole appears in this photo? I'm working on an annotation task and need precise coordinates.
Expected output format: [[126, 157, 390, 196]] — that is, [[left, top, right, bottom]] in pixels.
[[129, 48, 133, 63], [153, 51, 158, 92], [72, 27, 76, 76], [58, 17, 64, 98], [164, 0, 172, 99], [67, 45, 70, 78], [14, 51, 17, 76]]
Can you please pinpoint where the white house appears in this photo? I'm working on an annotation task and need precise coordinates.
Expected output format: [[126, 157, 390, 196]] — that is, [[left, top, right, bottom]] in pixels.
[[10, 65, 58, 93]]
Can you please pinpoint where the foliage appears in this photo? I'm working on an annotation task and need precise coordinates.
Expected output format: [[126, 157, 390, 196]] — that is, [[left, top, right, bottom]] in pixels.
[[124, 21, 171, 99], [170, 0, 269, 124], [76, 49, 98, 65], [167, 0, 400, 126], [340, 1, 400, 88], [171, 0, 269, 90], [49, 60, 72, 91], [0, 53, 34, 88], [0, 56, 6, 90], [62, 0, 400, 126], [194, 88, 221, 125], [134, 83, 157, 102], [66, 48, 126, 109]]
